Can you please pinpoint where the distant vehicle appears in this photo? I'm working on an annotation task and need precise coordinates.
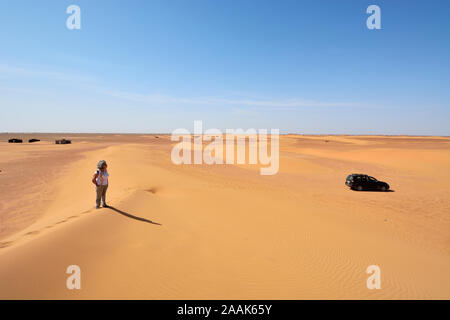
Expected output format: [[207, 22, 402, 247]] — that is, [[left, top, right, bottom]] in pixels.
[[345, 174, 390, 191], [55, 139, 71, 144], [28, 139, 40, 143], [8, 138, 23, 143]]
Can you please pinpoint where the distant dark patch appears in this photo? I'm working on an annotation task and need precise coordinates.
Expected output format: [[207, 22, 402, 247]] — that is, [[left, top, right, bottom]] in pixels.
[[8, 138, 22, 143], [55, 139, 71, 144], [28, 139, 40, 143]]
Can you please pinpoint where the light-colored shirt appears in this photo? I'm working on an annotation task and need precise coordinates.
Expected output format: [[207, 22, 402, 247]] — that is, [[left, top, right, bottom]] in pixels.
[[95, 169, 109, 186]]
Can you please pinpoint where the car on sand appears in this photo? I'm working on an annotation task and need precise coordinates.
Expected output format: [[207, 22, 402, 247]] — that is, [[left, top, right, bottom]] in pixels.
[[346, 174, 390, 191]]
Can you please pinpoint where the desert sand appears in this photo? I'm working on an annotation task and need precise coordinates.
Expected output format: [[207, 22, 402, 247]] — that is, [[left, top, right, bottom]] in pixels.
[[0, 134, 449, 299]]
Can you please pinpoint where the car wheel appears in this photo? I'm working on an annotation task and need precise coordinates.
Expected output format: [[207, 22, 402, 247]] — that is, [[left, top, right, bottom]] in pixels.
[[356, 185, 363, 191], [380, 185, 388, 192]]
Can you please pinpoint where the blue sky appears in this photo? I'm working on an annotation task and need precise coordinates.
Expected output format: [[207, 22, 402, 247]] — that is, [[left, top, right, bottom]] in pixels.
[[0, 0, 449, 134]]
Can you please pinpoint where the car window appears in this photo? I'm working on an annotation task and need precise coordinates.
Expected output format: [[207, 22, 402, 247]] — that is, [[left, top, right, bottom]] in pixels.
[[368, 176, 376, 181]]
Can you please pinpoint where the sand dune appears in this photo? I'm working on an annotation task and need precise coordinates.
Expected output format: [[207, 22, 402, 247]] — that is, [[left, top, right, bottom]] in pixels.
[[0, 134, 449, 299]]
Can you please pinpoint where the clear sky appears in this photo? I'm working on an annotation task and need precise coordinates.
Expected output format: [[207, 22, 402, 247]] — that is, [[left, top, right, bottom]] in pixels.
[[0, 0, 449, 134]]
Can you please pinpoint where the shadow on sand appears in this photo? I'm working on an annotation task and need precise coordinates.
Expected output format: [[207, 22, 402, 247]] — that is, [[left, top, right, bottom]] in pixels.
[[106, 206, 162, 226], [352, 189, 395, 192]]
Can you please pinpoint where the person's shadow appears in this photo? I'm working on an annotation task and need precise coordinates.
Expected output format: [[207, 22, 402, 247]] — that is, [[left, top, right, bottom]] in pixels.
[[106, 206, 162, 226]]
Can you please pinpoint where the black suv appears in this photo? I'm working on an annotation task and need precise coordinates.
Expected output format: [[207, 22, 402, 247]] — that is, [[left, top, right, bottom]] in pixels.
[[345, 174, 390, 191]]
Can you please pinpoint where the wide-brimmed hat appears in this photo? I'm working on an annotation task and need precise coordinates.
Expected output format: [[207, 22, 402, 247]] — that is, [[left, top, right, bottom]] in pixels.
[[97, 160, 107, 169]]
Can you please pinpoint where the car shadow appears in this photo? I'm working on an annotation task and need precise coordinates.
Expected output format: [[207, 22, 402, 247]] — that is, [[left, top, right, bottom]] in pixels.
[[106, 206, 162, 225], [352, 189, 395, 192]]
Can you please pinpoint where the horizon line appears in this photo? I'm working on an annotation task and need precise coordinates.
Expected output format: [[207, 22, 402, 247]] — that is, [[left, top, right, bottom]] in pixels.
[[1, 132, 449, 138]]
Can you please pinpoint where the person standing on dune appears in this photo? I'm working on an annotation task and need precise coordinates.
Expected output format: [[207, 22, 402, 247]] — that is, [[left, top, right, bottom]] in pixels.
[[92, 160, 109, 209]]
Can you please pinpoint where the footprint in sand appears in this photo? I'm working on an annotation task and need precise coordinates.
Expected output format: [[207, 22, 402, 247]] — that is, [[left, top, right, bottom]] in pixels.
[[145, 187, 158, 194], [1, 211, 95, 249], [25, 230, 40, 236], [0, 241, 13, 249]]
